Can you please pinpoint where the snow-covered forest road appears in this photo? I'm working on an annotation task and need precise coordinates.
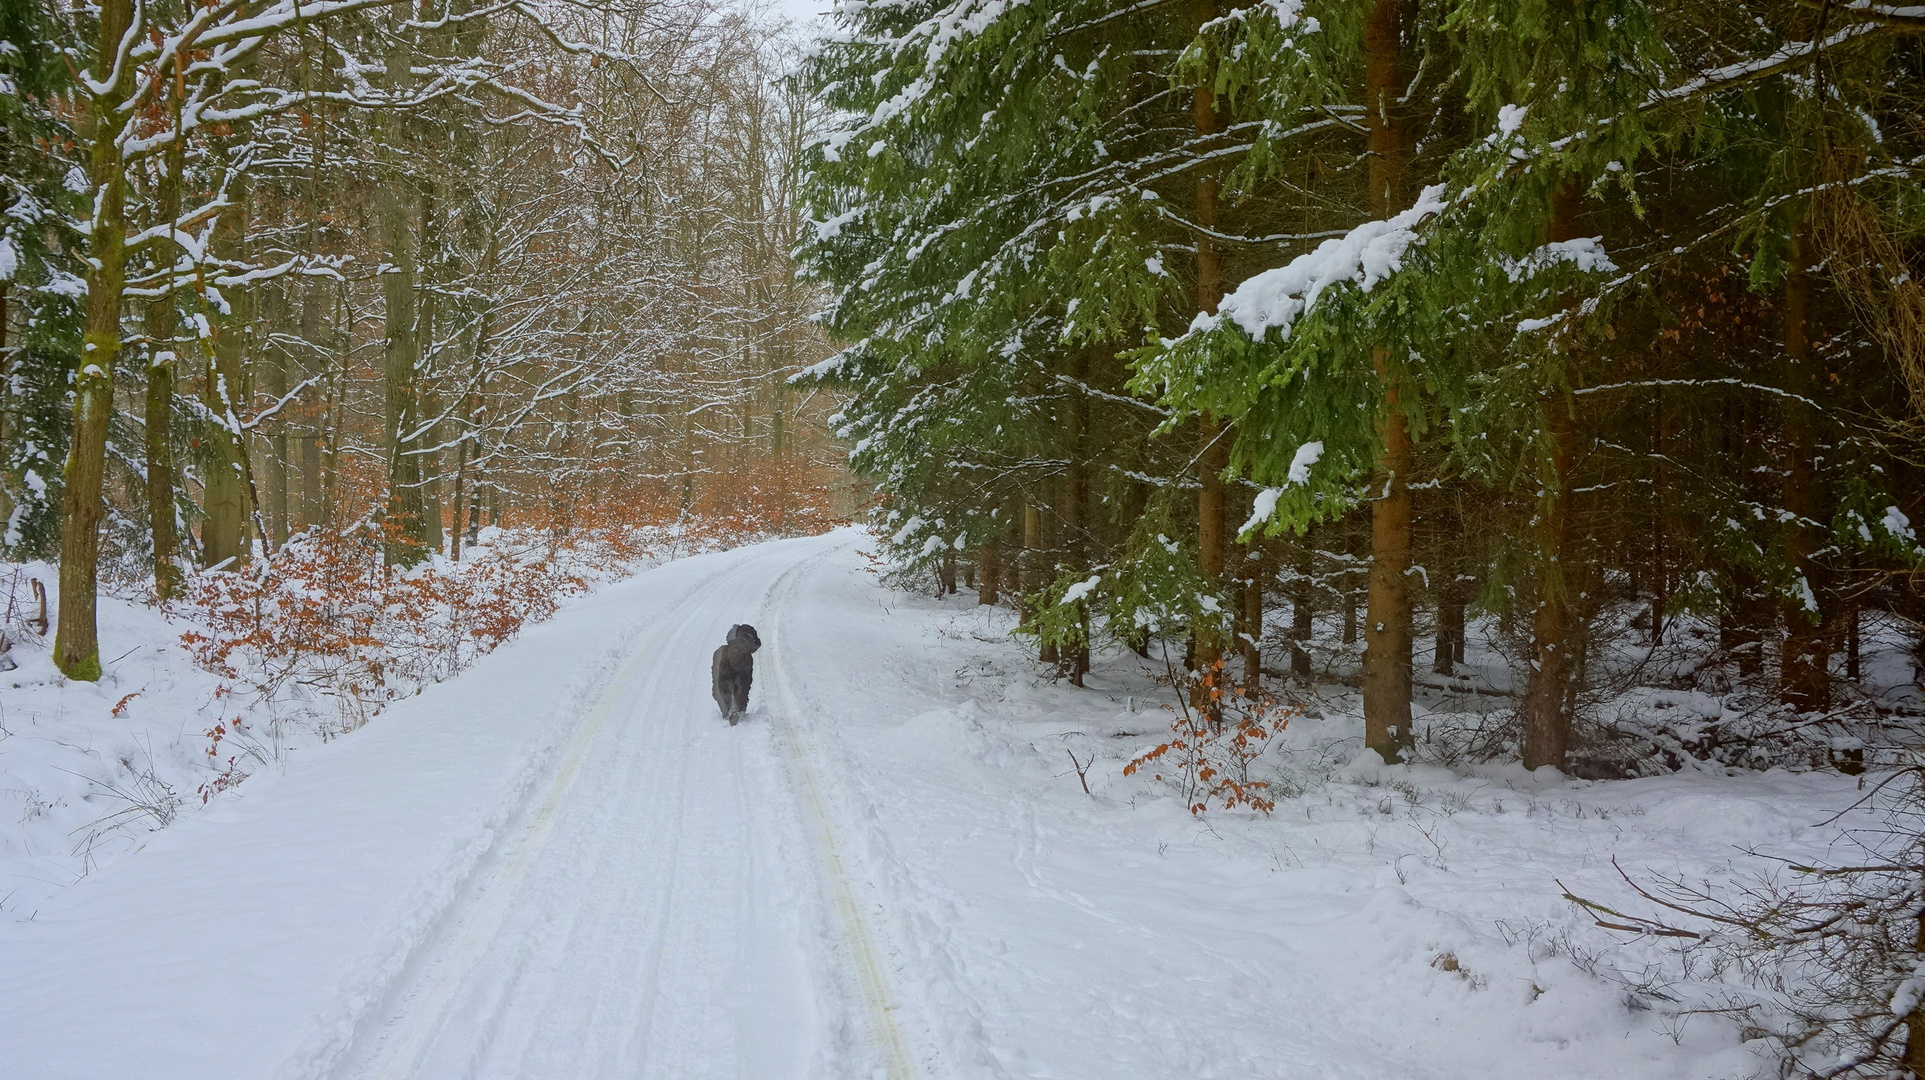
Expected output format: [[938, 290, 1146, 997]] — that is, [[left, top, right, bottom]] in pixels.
[[1, 529, 1815, 1078], [1, 532, 895, 1079]]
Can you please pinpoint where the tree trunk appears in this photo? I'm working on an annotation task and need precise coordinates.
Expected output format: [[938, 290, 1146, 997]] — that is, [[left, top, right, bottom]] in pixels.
[[1364, 393, 1414, 760], [1241, 569, 1263, 698], [0, 283, 10, 532], [1846, 605, 1860, 681], [262, 284, 291, 547], [320, 285, 346, 528], [1291, 547, 1313, 683], [1197, 417, 1227, 658], [1780, 222, 1829, 712], [978, 535, 1000, 605], [146, 94, 185, 600], [449, 436, 468, 562], [416, 233, 444, 556], [296, 41, 328, 535], [1190, 0, 1229, 706], [1003, 517, 1023, 598], [1027, 501, 1057, 664], [1721, 572, 1771, 676], [1520, 181, 1584, 772], [297, 281, 325, 530], [380, 25, 428, 566], [199, 189, 253, 570], [452, 233, 500, 563], [1063, 355, 1090, 683], [1650, 359, 1669, 646], [1360, 0, 1413, 762], [1521, 404, 1579, 770], [772, 374, 789, 459], [54, 0, 134, 680], [1434, 578, 1464, 676]]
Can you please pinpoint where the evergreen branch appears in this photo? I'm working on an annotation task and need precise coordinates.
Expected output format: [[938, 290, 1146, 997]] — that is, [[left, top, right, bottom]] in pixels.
[[1055, 374, 1171, 417], [1572, 378, 1823, 410], [1053, 0, 1188, 39], [1648, 21, 1885, 107], [1797, 0, 1925, 29]]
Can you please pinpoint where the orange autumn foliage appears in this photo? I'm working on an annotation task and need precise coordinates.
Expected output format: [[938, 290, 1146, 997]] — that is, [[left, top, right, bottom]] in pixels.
[[178, 526, 581, 723], [1124, 659, 1294, 816]]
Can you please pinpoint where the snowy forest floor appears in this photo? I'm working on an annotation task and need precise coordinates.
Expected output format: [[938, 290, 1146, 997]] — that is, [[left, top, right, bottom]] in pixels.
[[0, 528, 1883, 1078]]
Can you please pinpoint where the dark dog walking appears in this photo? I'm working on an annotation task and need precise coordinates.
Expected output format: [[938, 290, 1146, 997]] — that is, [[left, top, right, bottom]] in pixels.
[[711, 624, 761, 725]]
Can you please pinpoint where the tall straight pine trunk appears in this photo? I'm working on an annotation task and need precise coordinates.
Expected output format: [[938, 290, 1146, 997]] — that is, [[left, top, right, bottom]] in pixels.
[[54, 0, 135, 680], [146, 83, 186, 600], [1361, 0, 1413, 761], [1190, 0, 1229, 702], [1062, 353, 1090, 683], [1433, 579, 1465, 676], [1520, 181, 1584, 771], [199, 188, 254, 570], [295, 43, 330, 532], [450, 233, 500, 562], [1779, 222, 1829, 712], [415, 195, 444, 556], [262, 285, 292, 546], [1241, 559, 1263, 697], [379, 24, 428, 566], [297, 280, 326, 528], [977, 536, 1000, 605], [1291, 545, 1314, 683]]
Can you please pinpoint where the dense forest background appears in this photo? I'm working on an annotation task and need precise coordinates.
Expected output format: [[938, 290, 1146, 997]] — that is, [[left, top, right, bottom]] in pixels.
[[796, 7, 1925, 1067], [798, 0, 1925, 776], [0, 0, 842, 680]]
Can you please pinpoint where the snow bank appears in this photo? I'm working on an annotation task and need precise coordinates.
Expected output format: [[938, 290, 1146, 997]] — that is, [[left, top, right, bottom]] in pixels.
[[0, 522, 796, 918], [0, 542, 811, 1079], [771, 537, 1864, 1079]]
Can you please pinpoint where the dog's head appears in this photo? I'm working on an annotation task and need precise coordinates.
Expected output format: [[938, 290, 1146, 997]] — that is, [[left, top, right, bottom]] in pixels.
[[728, 624, 762, 652]]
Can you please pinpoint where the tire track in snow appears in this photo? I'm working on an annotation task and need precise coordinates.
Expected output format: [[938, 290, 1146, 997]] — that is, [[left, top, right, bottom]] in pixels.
[[348, 569, 728, 1080], [293, 557, 745, 1080], [759, 541, 919, 1080], [325, 541, 823, 1079]]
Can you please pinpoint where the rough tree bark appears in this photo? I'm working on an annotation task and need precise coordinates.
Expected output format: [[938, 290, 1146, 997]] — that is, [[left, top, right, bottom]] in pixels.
[[1062, 353, 1090, 683], [379, 22, 428, 566], [1520, 180, 1585, 772], [262, 284, 291, 546], [1292, 545, 1314, 683], [1241, 554, 1263, 697], [1779, 222, 1830, 712], [199, 188, 254, 570], [1434, 578, 1464, 676], [297, 281, 326, 529], [1360, 0, 1413, 761], [1026, 501, 1058, 665], [416, 195, 444, 555], [978, 532, 1000, 606], [54, 0, 135, 680], [1003, 517, 1022, 599], [1190, 0, 1230, 704], [146, 76, 186, 600], [295, 30, 329, 533]]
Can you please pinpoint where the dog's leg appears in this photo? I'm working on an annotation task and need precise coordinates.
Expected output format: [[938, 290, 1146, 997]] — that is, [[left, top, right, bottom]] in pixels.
[[725, 673, 745, 725]]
